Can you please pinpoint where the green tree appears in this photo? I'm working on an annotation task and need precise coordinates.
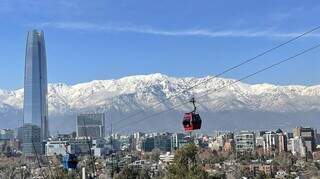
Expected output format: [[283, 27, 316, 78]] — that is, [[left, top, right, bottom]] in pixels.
[[273, 152, 293, 172], [115, 166, 136, 179], [150, 148, 161, 162], [167, 143, 209, 179], [115, 166, 151, 179], [255, 172, 269, 179], [138, 168, 151, 179]]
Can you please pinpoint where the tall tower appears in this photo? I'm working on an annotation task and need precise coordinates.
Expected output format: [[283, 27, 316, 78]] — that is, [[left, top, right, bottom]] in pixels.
[[22, 30, 48, 155]]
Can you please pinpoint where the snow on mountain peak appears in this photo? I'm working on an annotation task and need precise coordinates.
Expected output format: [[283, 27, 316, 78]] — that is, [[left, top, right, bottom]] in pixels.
[[0, 73, 319, 114]]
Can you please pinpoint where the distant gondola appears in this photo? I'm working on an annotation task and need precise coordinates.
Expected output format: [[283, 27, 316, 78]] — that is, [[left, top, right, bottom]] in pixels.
[[182, 98, 202, 131]]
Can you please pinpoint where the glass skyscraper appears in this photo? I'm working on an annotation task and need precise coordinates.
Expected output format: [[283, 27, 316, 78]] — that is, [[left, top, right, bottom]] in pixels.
[[22, 30, 49, 155]]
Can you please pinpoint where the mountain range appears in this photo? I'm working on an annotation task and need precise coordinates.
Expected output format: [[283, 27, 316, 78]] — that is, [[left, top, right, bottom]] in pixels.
[[0, 73, 320, 133]]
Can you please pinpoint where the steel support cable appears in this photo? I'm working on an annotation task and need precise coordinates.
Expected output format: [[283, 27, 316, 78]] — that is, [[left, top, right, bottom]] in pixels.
[[113, 25, 320, 127], [114, 43, 320, 133], [31, 140, 47, 179]]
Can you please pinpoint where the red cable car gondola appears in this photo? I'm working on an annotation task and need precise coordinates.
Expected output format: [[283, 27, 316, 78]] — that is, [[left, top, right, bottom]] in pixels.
[[183, 98, 202, 132]]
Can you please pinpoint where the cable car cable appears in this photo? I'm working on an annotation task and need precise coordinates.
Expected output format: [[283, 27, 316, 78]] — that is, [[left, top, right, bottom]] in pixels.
[[113, 25, 320, 127], [44, 153, 55, 179], [195, 43, 320, 103], [31, 140, 47, 179], [114, 43, 320, 133]]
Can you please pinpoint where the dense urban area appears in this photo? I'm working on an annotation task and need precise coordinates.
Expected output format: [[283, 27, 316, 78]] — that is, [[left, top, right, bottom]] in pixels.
[[1, 119, 320, 178]]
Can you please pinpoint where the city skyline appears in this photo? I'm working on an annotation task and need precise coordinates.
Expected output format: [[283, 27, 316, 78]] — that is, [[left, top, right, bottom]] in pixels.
[[0, 1, 319, 178]]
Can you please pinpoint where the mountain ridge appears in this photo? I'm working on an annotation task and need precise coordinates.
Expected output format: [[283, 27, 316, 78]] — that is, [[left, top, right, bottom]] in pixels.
[[0, 73, 320, 113], [0, 73, 320, 132]]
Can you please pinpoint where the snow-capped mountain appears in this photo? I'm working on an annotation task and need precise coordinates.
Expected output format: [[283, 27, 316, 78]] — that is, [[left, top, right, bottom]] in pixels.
[[0, 73, 320, 132]]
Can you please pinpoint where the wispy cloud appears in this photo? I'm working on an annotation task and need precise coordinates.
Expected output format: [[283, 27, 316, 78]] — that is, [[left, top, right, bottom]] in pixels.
[[38, 22, 320, 38]]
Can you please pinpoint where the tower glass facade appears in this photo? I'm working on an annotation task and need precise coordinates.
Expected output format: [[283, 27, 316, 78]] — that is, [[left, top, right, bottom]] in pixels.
[[21, 124, 42, 155], [23, 30, 48, 155]]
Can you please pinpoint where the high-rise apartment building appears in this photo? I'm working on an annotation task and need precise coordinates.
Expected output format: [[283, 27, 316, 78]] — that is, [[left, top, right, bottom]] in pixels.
[[293, 127, 315, 152], [142, 137, 155, 152], [22, 30, 49, 155], [171, 133, 187, 151], [263, 129, 287, 154], [76, 113, 106, 139], [276, 129, 288, 153], [263, 131, 278, 153], [235, 131, 255, 153], [290, 137, 307, 157], [154, 133, 172, 152]]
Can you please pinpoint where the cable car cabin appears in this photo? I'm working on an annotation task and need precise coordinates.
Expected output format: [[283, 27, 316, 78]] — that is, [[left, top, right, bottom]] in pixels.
[[63, 154, 78, 170], [183, 112, 202, 131]]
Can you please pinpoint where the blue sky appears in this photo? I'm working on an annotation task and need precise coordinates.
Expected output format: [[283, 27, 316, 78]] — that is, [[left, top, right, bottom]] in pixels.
[[0, 0, 320, 89]]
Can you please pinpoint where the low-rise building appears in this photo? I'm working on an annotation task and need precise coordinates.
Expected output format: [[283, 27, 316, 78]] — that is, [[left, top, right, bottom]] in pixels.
[[45, 138, 92, 156], [46, 140, 69, 156], [235, 131, 255, 153], [290, 137, 306, 157], [246, 164, 275, 177], [0, 129, 15, 140], [210, 135, 225, 151], [275, 170, 288, 178], [223, 139, 235, 153], [91, 139, 111, 157], [159, 152, 175, 164]]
